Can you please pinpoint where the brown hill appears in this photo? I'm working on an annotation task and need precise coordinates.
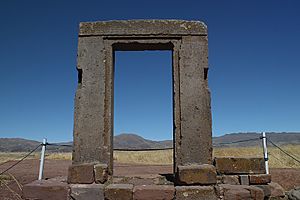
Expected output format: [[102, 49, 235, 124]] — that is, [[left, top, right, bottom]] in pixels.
[[114, 133, 172, 149], [0, 132, 299, 152]]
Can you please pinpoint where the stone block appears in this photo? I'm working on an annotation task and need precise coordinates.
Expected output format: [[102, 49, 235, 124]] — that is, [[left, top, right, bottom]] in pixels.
[[222, 175, 240, 185], [105, 184, 133, 200], [218, 184, 264, 200], [22, 177, 69, 200], [216, 175, 222, 184], [255, 185, 271, 198], [268, 182, 285, 198], [249, 186, 265, 200], [70, 184, 104, 200], [94, 163, 108, 184], [67, 163, 94, 184], [79, 20, 207, 36], [287, 186, 300, 200], [214, 157, 265, 174], [177, 164, 216, 185], [133, 185, 174, 200], [175, 186, 217, 200], [240, 175, 250, 185], [249, 174, 271, 185]]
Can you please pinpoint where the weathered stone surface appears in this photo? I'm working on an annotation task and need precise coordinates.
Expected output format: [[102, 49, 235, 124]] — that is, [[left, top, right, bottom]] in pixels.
[[219, 184, 251, 199], [269, 182, 286, 198], [177, 164, 216, 185], [175, 186, 217, 200], [249, 174, 271, 185], [70, 184, 104, 200], [176, 35, 212, 169], [94, 163, 108, 184], [214, 157, 265, 174], [72, 35, 113, 173], [105, 184, 133, 200], [72, 20, 212, 179], [221, 175, 240, 185], [79, 20, 207, 36], [23, 177, 69, 200], [218, 184, 264, 200], [255, 185, 271, 198], [240, 175, 250, 185], [67, 163, 94, 184], [133, 185, 174, 200], [249, 186, 265, 200], [288, 186, 300, 200]]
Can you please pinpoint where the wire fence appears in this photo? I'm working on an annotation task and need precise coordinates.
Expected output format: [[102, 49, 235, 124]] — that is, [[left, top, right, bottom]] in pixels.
[[0, 133, 299, 179], [0, 144, 42, 176]]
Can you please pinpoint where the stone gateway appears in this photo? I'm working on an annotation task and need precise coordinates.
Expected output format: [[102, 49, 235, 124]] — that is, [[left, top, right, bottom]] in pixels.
[[70, 19, 213, 181], [23, 20, 280, 200]]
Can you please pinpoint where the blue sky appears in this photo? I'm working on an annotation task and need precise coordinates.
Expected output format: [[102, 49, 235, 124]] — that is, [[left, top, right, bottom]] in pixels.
[[0, 0, 299, 142]]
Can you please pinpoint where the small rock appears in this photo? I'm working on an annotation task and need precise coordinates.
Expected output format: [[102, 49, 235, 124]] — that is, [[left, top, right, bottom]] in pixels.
[[268, 182, 285, 198], [288, 187, 300, 200]]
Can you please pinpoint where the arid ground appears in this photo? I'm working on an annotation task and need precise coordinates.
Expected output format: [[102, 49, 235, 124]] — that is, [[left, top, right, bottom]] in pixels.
[[1, 146, 300, 199], [0, 159, 300, 200]]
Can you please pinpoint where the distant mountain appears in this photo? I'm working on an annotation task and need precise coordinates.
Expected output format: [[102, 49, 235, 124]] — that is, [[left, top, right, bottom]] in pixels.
[[0, 132, 299, 152], [213, 132, 300, 147], [0, 138, 72, 152], [114, 133, 172, 149]]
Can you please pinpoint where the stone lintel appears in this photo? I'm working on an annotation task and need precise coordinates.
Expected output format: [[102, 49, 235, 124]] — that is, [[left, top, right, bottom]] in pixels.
[[79, 20, 207, 36], [214, 157, 266, 174], [177, 164, 216, 185]]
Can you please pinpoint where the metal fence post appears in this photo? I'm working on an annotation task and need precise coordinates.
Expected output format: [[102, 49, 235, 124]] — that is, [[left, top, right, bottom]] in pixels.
[[38, 138, 47, 180], [262, 132, 269, 174]]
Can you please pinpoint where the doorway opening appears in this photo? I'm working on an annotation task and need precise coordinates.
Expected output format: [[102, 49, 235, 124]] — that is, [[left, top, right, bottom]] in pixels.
[[113, 50, 173, 177]]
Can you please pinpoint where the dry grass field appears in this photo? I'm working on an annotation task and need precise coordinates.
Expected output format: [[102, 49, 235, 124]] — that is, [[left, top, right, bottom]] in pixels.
[[0, 145, 299, 168]]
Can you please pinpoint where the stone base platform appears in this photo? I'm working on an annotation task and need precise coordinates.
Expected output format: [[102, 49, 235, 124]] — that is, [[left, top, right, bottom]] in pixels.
[[22, 175, 287, 200], [22, 176, 69, 200]]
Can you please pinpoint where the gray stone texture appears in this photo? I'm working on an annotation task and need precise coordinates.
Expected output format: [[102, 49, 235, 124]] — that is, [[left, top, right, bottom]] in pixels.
[[175, 186, 217, 200], [70, 184, 105, 200], [240, 175, 250, 185], [288, 187, 300, 200], [176, 35, 212, 169], [70, 20, 212, 179], [79, 20, 207, 36], [177, 164, 216, 185], [94, 163, 108, 184]]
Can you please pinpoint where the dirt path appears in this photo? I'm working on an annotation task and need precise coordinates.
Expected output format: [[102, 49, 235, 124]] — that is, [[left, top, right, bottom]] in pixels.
[[0, 159, 299, 199]]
